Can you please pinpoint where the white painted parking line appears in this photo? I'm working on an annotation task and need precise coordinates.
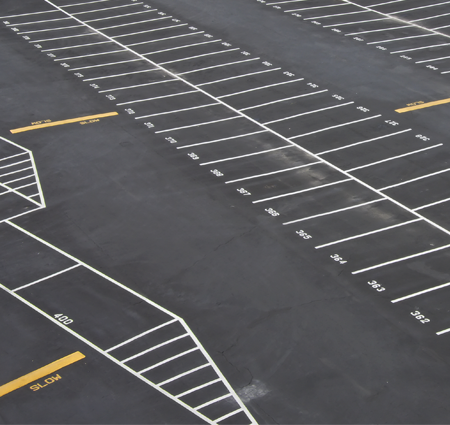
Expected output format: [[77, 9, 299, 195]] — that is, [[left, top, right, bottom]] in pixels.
[[283, 199, 386, 225], [217, 78, 305, 98], [121, 334, 190, 364], [194, 394, 232, 411], [286, 4, 347, 12], [112, 24, 188, 39], [389, 1, 450, 15], [391, 282, 450, 303], [12, 264, 81, 293], [197, 68, 281, 86], [98, 16, 172, 31], [304, 10, 371, 20], [367, 33, 435, 44], [416, 55, 450, 63], [72, 3, 144, 15], [315, 218, 422, 249], [55, 49, 127, 60], [70, 58, 143, 71], [267, 0, 307, 5], [105, 319, 178, 353], [316, 128, 412, 155], [323, 18, 387, 28], [19, 25, 85, 35], [177, 57, 261, 75], [138, 347, 199, 374], [412, 12, 450, 23], [225, 162, 322, 184], [0, 159, 30, 170], [14, 182, 37, 191], [177, 130, 267, 149], [0, 152, 27, 163], [84, 10, 157, 23], [214, 409, 244, 424], [156, 364, 210, 387], [7, 17, 71, 26], [29, 33, 97, 43], [379, 167, 450, 191], [290, 115, 382, 139], [135, 102, 220, 119], [352, 244, 450, 274], [42, 40, 111, 51], [61, 0, 114, 6], [143, 40, 222, 56], [367, 0, 406, 6], [83, 68, 158, 81], [240, 91, 331, 112], [413, 197, 450, 211], [345, 144, 443, 172], [264, 100, 351, 125], [253, 178, 352, 204], [159, 48, 240, 65], [175, 378, 222, 399], [391, 43, 450, 54], [200, 146, 292, 166], [117, 90, 197, 105], [345, 25, 409, 36], [127, 32, 205, 47], [98, 79, 178, 92], [0, 167, 33, 179], [154, 116, 241, 133], [437, 328, 450, 336], [0, 10, 58, 19], [4, 174, 34, 185]]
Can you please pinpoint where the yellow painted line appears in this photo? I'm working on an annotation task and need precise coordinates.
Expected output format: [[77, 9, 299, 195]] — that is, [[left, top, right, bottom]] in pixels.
[[396, 98, 450, 113], [0, 351, 85, 398], [10, 112, 119, 133]]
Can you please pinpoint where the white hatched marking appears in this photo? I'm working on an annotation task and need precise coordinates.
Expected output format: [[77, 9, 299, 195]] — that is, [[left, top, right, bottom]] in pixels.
[[4, 174, 34, 185], [283, 199, 386, 225], [194, 394, 232, 411], [315, 219, 422, 249], [175, 378, 222, 399], [352, 244, 450, 274], [253, 179, 352, 204], [0, 152, 27, 163], [214, 409, 244, 424], [392, 282, 450, 303], [12, 264, 81, 292], [105, 319, 178, 353], [157, 364, 210, 387], [138, 347, 199, 374], [0, 159, 30, 170], [0, 167, 33, 179]]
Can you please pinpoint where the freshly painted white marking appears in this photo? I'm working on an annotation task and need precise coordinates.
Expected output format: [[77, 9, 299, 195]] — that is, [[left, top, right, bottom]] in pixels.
[[264, 100, 351, 125], [14, 182, 37, 191], [323, 18, 386, 28], [367, 0, 406, 6], [99, 79, 177, 92], [0, 167, 32, 179], [253, 179, 352, 204], [239, 91, 331, 112], [4, 174, 34, 185], [199, 146, 292, 166], [390, 1, 450, 15], [105, 319, 178, 352], [0, 10, 58, 19], [70, 58, 143, 71], [345, 25, 409, 35], [413, 197, 450, 211], [0, 159, 30, 170], [315, 219, 422, 249], [42, 40, 111, 51], [352, 244, 450, 274], [177, 130, 267, 149], [225, 162, 322, 184], [416, 55, 450, 63], [217, 78, 305, 98], [214, 409, 244, 424], [138, 347, 199, 374], [345, 144, 442, 172], [283, 199, 386, 225], [367, 33, 435, 44], [156, 364, 210, 387], [316, 129, 412, 155], [7, 17, 71, 26], [0, 152, 27, 163], [55, 49, 127, 60], [117, 90, 197, 105], [85, 10, 157, 23], [121, 334, 189, 363], [143, 40, 222, 56], [155, 116, 241, 133], [127, 32, 204, 47], [304, 10, 370, 20], [177, 57, 261, 75], [19, 25, 84, 35], [197, 68, 281, 86], [112, 24, 188, 39], [158, 48, 240, 65], [135, 102, 219, 119], [290, 115, 382, 139], [83, 68, 157, 81], [286, 4, 347, 12], [98, 16, 172, 31], [412, 12, 450, 23], [175, 378, 222, 398], [267, 0, 307, 5], [60, 0, 113, 6], [12, 264, 81, 292], [437, 328, 450, 336], [72, 3, 143, 15], [392, 282, 450, 303], [194, 394, 232, 411], [379, 167, 450, 191]]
